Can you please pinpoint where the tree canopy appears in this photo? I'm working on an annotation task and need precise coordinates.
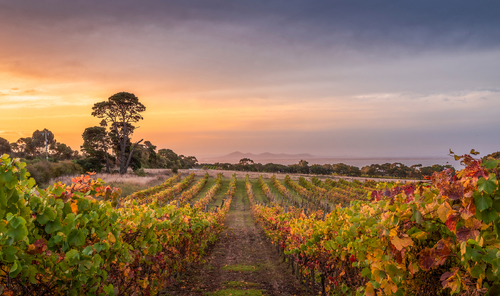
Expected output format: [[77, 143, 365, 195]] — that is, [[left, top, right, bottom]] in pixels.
[[91, 92, 145, 174]]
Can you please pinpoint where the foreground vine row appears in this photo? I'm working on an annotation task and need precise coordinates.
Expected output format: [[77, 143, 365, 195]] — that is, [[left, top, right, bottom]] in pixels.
[[0, 155, 231, 295]]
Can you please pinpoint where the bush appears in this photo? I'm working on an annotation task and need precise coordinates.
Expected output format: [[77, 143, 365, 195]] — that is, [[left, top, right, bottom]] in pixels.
[[76, 157, 103, 174], [26, 160, 81, 185], [134, 168, 146, 177], [171, 166, 179, 174]]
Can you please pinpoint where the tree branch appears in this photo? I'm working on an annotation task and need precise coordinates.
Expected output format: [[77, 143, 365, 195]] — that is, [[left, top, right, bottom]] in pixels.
[[125, 139, 143, 172]]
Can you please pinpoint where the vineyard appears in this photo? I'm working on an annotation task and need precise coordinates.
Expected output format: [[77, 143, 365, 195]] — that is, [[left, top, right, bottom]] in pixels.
[[1, 153, 500, 295]]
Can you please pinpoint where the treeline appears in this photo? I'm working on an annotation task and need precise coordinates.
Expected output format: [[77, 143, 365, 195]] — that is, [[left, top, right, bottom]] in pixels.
[[0, 131, 194, 183], [202, 159, 455, 179], [0, 92, 197, 184]]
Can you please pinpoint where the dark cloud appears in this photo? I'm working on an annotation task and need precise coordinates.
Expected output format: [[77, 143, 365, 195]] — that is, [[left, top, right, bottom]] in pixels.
[[2, 0, 500, 53]]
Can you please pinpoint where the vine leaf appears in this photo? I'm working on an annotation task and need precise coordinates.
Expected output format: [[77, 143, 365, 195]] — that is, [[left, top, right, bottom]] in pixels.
[[445, 214, 459, 233], [478, 176, 497, 195], [391, 236, 413, 251], [437, 203, 452, 223], [456, 226, 480, 243]]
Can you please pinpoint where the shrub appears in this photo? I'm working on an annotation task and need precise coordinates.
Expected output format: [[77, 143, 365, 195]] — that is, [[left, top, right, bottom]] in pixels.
[[134, 168, 146, 177], [76, 157, 103, 174], [26, 160, 81, 185]]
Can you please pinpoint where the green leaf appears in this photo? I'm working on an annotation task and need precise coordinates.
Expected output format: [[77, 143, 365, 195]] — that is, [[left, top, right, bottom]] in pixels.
[[3, 245, 18, 262], [474, 192, 493, 211], [65, 249, 80, 261], [493, 199, 500, 212], [385, 264, 400, 278], [482, 248, 498, 264], [45, 219, 62, 234], [68, 229, 86, 246], [6, 224, 28, 242], [27, 178, 36, 189], [0, 187, 6, 207], [466, 246, 483, 261], [9, 216, 26, 229], [52, 186, 64, 197], [36, 207, 57, 225], [361, 267, 371, 278], [9, 260, 22, 278], [1, 171, 14, 185], [470, 263, 486, 279], [478, 177, 497, 195], [483, 159, 500, 169], [480, 208, 498, 224], [82, 246, 94, 256]]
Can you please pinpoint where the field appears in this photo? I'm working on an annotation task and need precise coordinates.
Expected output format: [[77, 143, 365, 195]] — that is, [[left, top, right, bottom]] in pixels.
[[1, 154, 500, 295]]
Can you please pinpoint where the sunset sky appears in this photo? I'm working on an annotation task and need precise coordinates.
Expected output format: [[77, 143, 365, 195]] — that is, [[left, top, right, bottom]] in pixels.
[[1, 1, 499, 159]]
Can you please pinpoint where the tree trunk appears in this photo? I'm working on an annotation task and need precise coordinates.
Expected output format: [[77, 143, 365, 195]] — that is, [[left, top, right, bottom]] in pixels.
[[119, 124, 128, 175], [125, 139, 143, 173]]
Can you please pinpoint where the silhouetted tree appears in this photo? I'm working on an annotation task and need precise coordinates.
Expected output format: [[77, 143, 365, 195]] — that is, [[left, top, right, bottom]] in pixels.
[[91, 92, 145, 174]]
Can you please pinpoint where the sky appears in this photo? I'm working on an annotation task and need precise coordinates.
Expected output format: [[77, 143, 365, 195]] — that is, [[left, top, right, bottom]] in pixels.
[[1, 0, 499, 159]]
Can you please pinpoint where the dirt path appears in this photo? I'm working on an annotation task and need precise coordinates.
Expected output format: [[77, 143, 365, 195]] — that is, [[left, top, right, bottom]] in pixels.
[[165, 180, 304, 296]]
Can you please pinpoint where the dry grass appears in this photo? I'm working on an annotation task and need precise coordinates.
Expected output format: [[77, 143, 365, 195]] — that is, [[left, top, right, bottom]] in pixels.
[[49, 172, 169, 186], [47, 171, 173, 196]]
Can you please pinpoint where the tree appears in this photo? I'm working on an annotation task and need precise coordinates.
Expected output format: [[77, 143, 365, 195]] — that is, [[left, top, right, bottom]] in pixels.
[[50, 142, 75, 160], [144, 141, 157, 167], [181, 155, 198, 168], [32, 129, 55, 158], [0, 137, 11, 155], [13, 137, 34, 158], [239, 158, 254, 165], [297, 159, 309, 174], [91, 92, 145, 174], [158, 149, 181, 169], [81, 126, 112, 172]]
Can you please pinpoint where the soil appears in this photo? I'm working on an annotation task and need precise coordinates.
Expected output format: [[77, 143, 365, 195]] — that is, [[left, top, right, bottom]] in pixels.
[[163, 180, 305, 296]]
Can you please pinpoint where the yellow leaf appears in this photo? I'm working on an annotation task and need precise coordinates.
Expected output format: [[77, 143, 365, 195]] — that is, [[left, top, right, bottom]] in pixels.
[[365, 283, 375, 296], [391, 236, 413, 251], [107, 232, 116, 243], [437, 203, 452, 223]]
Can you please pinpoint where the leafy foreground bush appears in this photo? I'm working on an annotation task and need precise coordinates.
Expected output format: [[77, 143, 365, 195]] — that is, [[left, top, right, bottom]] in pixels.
[[254, 153, 500, 295], [0, 155, 227, 295]]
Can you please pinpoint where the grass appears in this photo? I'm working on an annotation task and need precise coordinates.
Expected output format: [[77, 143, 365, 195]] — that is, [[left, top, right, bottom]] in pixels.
[[207, 289, 264, 296], [191, 177, 216, 203], [209, 178, 230, 210], [249, 180, 268, 204], [221, 264, 260, 272], [48, 172, 171, 196], [222, 281, 259, 288]]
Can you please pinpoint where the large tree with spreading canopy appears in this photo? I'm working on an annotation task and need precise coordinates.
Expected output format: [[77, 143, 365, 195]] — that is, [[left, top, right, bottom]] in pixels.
[[91, 92, 145, 174]]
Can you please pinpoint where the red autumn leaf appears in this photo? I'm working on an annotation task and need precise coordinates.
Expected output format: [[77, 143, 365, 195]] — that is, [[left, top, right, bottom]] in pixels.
[[434, 238, 452, 266], [456, 226, 480, 243], [445, 214, 459, 233], [389, 243, 404, 264], [418, 248, 435, 271]]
